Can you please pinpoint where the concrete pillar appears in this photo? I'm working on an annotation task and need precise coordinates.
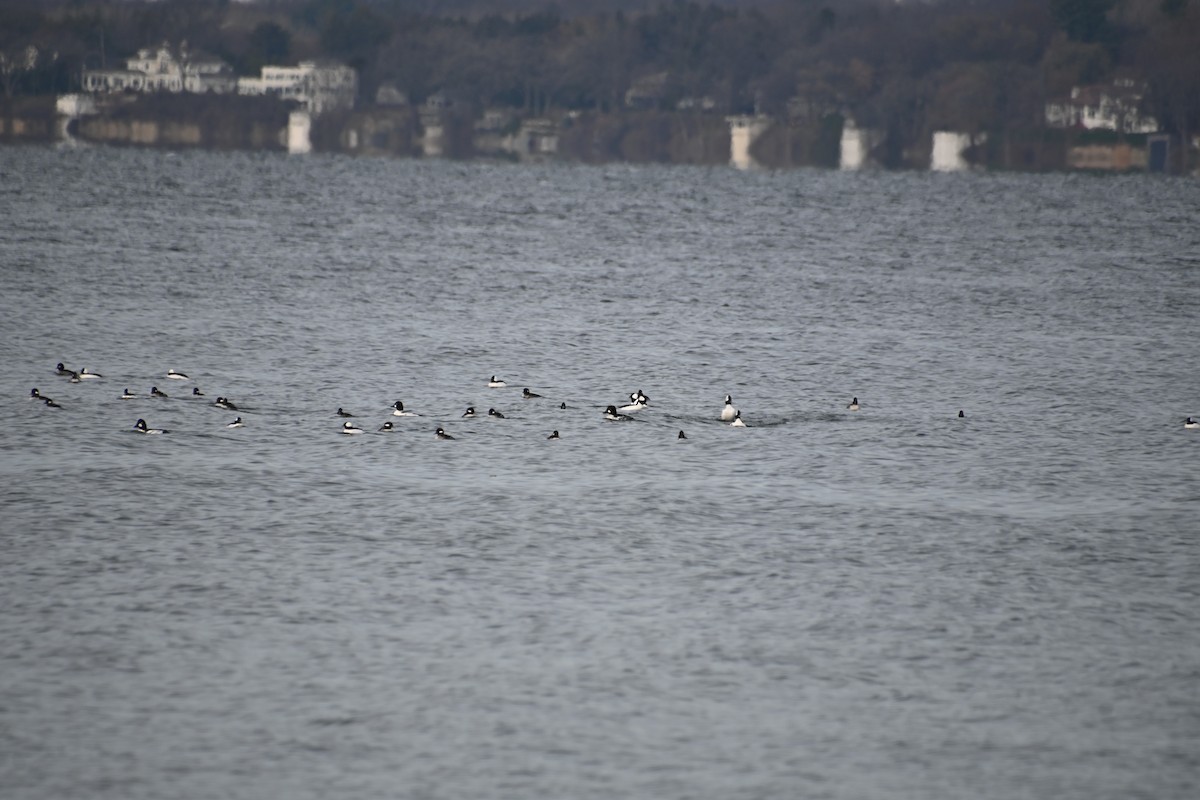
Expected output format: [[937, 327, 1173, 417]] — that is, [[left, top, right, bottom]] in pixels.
[[839, 120, 883, 170], [54, 94, 97, 141], [726, 115, 770, 170], [288, 111, 312, 155], [931, 131, 983, 172]]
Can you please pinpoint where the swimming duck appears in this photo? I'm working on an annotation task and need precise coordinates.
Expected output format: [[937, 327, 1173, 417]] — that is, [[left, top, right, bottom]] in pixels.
[[604, 405, 633, 421], [618, 397, 646, 413], [720, 394, 737, 421]]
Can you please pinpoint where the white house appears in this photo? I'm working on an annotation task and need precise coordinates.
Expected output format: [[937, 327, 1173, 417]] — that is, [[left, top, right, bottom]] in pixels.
[[237, 61, 357, 114], [82, 42, 236, 95], [1045, 79, 1157, 134]]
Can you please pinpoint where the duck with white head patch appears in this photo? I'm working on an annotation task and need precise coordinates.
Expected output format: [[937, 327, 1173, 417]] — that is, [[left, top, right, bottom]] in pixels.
[[720, 394, 738, 421], [618, 391, 647, 413], [604, 405, 634, 421], [391, 400, 418, 416]]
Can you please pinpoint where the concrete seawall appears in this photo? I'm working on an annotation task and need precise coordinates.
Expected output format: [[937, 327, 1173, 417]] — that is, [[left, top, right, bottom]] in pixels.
[[0, 97, 56, 143], [5, 94, 1187, 172]]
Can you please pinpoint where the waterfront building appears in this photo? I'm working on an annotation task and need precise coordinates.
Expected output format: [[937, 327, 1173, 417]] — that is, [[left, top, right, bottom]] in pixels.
[[237, 61, 357, 114], [82, 42, 236, 95], [1045, 79, 1158, 134]]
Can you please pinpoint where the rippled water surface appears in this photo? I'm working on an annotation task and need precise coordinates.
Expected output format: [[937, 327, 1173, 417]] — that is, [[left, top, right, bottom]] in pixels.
[[2, 145, 1198, 799]]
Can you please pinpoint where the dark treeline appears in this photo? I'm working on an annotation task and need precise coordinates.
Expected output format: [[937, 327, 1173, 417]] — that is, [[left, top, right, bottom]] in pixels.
[[2, 0, 1198, 167]]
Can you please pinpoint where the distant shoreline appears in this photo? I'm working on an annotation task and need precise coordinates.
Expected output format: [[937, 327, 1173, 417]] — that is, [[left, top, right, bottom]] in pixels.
[[1, 94, 1190, 176]]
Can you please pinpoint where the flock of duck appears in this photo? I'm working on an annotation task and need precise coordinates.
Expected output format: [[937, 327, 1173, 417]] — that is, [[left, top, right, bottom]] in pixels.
[[33, 363, 1200, 436], [32, 363, 250, 435], [33, 365, 811, 440]]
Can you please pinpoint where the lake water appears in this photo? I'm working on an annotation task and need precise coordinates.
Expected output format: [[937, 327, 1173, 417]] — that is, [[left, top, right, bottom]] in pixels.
[[1, 144, 1198, 799]]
